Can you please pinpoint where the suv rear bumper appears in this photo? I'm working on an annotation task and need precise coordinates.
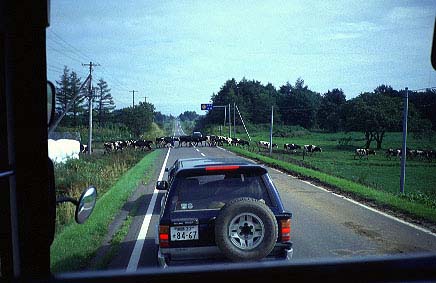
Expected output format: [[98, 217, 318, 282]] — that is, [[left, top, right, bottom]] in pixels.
[[158, 243, 293, 268]]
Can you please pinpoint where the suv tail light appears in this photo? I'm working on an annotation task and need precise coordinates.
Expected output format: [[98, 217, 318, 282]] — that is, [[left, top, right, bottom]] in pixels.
[[280, 219, 291, 242], [205, 165, 240, 171], [159, 225, 170, 247]]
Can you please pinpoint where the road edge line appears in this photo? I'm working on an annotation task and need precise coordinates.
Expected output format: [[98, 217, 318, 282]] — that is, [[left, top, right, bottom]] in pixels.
[[220, 146, 436, 238]]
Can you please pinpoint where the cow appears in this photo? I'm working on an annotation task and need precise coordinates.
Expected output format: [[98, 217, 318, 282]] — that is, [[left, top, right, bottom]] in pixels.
[[80, 143, 88, 153], [231, 138, 241, 146], [192, 135, 207, 146], [206, 135, 218, 147], [284, 143, 301, 152], [104, 141, 115, 153], [134, 139, 153, 151], [257, 141, 277, 151], [178, 135, 193, 147], [156, 136, 176, 148], [217, 136, 232, 146], [257, 140, 270, 150], [354, 148, 375, 160], [239, 139, 250, 147], [304, 144, 322, 154]]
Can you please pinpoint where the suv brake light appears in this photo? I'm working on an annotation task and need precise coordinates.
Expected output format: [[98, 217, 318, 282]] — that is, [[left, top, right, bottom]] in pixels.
[[205, 165, 240, 171], [280, 219, 291, 242], [159, 225, 170, 247]]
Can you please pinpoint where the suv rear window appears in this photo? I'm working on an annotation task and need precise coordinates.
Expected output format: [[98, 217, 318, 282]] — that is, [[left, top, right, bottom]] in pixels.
[[169, 172, 272, 212]]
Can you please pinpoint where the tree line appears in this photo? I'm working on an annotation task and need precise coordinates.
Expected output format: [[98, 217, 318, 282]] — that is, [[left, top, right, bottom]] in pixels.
[[54, 66, 172, 138], [196, 78, 436, 149]]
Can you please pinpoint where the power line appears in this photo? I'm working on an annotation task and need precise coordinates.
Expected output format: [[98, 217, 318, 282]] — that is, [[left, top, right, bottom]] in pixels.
[[48, 30, 92, 62], [47, 31, 130, 93]]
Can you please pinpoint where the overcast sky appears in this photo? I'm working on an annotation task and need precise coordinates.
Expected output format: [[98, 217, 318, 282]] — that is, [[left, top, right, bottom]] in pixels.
[[46, 0, 436, 115]]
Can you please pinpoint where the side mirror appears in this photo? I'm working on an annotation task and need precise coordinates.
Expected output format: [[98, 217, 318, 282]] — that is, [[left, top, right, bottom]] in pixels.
[[56, 186, 97, 224], [75, 186, 97, 224], [47, 81, 56, 127], [156, 181, 168, 190]]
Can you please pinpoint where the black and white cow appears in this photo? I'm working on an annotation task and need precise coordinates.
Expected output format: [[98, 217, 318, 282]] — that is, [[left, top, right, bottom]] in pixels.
[[354, 148, 375, 160], [134, 139, 153, 151], [178, 135, 193, 147], [304, 144, 322, 154], [284, 143, 301, 152], [80, 143, 89, 153], [239, 139, 250, 147], [257, 141, 278, 150]]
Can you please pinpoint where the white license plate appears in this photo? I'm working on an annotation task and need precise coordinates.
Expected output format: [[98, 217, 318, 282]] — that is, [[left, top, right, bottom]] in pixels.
[[170, 225, 199, 241]]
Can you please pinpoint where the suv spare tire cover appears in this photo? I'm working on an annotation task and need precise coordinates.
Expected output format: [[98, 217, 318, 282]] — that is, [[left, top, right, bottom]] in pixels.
[[215, 197, 278, 261]]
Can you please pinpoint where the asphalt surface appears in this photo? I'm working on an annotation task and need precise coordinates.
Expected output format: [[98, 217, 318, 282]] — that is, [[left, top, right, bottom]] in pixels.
[[107, 120, 436, 270]]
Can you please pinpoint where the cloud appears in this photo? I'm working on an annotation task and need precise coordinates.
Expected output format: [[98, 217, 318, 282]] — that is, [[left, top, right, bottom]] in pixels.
[[386, 6, 435, 23]]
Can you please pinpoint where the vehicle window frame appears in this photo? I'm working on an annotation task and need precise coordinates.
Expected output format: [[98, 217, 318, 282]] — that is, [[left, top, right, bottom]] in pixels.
[[2, 2, 436, 282]]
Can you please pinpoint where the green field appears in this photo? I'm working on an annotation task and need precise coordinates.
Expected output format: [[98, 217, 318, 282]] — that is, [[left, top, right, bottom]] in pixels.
[[216, 126, 436, 208]]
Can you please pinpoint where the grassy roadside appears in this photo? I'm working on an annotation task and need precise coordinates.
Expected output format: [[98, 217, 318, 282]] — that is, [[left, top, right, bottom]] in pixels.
[[50, 150, 160, 273], [90, 193, 142, 270], [225, 146, 436, 224]]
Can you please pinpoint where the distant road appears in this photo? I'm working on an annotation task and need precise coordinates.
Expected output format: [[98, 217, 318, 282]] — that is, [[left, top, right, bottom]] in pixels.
[[108, 121, 436, 270]]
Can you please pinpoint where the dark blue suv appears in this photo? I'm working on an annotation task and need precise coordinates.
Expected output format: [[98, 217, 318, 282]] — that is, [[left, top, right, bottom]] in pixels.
[[155, 157, 293, 267]]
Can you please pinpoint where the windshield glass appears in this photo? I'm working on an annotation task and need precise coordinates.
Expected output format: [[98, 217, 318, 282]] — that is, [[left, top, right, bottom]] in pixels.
[[170, 173, 272, 211], [45, 0, 436, 275]]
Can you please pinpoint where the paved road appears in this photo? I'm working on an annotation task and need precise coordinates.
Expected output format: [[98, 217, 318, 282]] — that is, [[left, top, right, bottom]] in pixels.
[[108, 120, 436, 271]]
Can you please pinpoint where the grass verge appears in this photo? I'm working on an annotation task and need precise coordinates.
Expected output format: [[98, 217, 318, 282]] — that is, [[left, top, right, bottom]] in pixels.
[[226, 146, 436, 224], [50, 149, 160, 273], [90, 185, 144, 270]]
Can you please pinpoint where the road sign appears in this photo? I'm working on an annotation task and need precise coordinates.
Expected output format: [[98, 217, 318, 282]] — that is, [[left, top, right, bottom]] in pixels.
[[201, 103, 213, 110]]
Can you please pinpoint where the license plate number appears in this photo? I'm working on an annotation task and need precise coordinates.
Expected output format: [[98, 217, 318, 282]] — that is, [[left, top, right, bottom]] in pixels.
[[170, 225, 199, 241]]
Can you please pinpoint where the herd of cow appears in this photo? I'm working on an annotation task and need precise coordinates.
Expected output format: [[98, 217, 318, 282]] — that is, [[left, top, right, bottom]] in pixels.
[[101, 135, 247, 153], [103, 139, 154, 153], [354, 147, 436, 161], [100, 135, 325, 155], [384, 147, 436, 161], [99, 135, 435, 163]]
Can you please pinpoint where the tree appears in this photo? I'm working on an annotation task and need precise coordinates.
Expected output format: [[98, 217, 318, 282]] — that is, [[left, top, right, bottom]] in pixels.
[[55, 66, 70, 116], [278, 78, 321, 129], [343, 93, 402, 149], [318, 88, 346, 132], [94, 78, 115, 127], [69, 71, 86, 127], [179, 111, 199, 122], [409, 88, 436, 130], [115, 102, 154, 137]]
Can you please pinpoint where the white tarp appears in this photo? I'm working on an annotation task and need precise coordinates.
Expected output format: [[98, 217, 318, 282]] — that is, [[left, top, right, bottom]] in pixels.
[[48, 139, 80, 164]]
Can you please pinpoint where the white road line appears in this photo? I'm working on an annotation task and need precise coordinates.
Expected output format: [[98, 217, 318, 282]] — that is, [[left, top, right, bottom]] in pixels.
[[295, 176, 436, 237], [217, 147, 436, 238], [200, 153, 206, 157], [195, 148, 199, 152], [126, 147, 171, 272]]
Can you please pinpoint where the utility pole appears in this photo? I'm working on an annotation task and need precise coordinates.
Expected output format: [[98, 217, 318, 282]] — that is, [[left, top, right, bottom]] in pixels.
[[400, 87, 409, 194], [144, 96, 147, 103], [82, 61, 99, 155], [270, 106, 274, 156], [224, 106, 226, 132], [129, 90, 137, 108], [233, 102, 236, 138], [228, 103, 231, 138]]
